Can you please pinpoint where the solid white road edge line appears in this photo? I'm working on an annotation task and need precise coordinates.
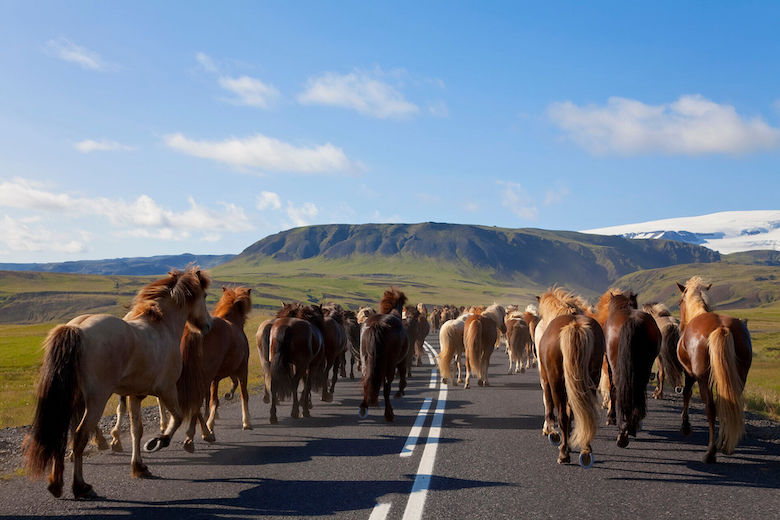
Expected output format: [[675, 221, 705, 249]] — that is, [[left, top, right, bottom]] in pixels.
[[401, 384, 448, 520], [400, 397, 433, 458], [368, 501, 391, 520]]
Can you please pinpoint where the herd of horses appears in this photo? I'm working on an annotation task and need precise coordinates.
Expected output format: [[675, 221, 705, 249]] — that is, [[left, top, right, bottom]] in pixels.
[[22, 267, 753, 498]]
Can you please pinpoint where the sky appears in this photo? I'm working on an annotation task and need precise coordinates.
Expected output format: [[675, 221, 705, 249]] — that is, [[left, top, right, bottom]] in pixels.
[[1, 1, 779, 262]]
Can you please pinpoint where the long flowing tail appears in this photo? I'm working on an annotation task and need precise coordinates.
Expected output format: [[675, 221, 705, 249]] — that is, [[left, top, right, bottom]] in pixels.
[[24, 325, 82, 478], [560, 321, 599, 449], [708, 327, 745, 454], [178, 327, 208, 418], [659, 323, 682, 388], [438, 326, 454, 382], [361, 322, 386, 405], [464, 318, 483, 379], [270, 325, 295, 400], [616, 317, 649, 428]]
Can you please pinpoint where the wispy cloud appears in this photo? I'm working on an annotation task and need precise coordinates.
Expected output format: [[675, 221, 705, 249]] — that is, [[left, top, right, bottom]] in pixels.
[[74, 139, 134, 153], [286, 202, 319, 227], [195, 52, 218, 73], [218, 76, 280, 108], [498, 181, 538, 220], [548, 95, 780, 155], [299, 68, 419, 119], [428, 100, 449, 118], [45, 38, 109, 71], [164, 132, 357, 173], [256, 191, 282, 210], [0, 214, 86, 253], [543, 181, 570, 206]]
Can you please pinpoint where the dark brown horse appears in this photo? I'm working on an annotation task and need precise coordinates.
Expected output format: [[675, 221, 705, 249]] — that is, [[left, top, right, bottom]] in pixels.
[[414, 307, 431, 367], [403, 306, 420, 377], [537, 288, 604, 466], [267, 304, 325, 424], [342, 309, 361, 380], [430, 307, 442, 332], [642, 302, 683, 399], [320, 305, 348, 402], [359, 288, 409, 421], [603, 291, 661, 448], [677, 276, 752, 463]]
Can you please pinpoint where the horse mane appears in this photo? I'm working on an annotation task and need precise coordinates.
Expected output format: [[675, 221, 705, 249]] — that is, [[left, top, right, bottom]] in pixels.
[[379, 288, 407, 315], [608, 291, 637, 313], [538, 287, 588, 320], [213, 286, 252, 321], [642, 302, 672, 318], [524, 304, 538, 315], [482, 304, 506, 327], [507, 310, 525, 320], [681, 275, 713, 324], [126, 267, 210, 321], [404, 306, 421, 319], [322, 303, 346, 325], [276, 302, 326, 331], [356, 306, 376, 324]]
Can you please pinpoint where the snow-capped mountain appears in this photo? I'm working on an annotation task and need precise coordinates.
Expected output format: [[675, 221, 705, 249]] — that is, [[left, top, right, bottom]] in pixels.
[[583, 210, 780, 254]]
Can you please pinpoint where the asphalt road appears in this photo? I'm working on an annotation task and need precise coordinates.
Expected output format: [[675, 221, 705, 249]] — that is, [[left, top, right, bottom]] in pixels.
[[1, 332, 779, 519]]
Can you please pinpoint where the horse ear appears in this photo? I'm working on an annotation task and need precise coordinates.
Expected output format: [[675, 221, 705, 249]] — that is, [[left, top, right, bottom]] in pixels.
[[536, 295, 540, 301], [706, 283, 712, 291], [676, 283, 686, 293], [222, 286, 227, 292], [247, 288, 252, 294]]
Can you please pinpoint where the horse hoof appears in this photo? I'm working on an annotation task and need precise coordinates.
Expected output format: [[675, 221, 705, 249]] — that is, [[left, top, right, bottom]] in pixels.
[[703, 452, 717, 464], [203, 432, 216, 442], [269, 416, 278, 425], [47, 480, 63, 498], [144, 438, 161, 452], [675, 386, 684, 395], [263, 395, 270, 404], [606, 417, 616, 426], [442, 377, 448, 384], [323, 393, 333, 403], [73, 483, 97, 500], [384, 412, 394, 422], [579, 452, 594, 468], [302, 409, 311, 418], [478, 380, 484, 387], [680, 423, 692, 436], [183, 441, 195, 454], [520, 367, 526, 374], [359, 407, 368, 418], [548, 432, 561, 446], [649, 372, 657, 381], [617, 434, 629, 448], [95, 437, 109, 451], [224, 392, 233, 400], [132, 463, 153, 479], [110, 440, 123, 453], [557, 454, 570, 464], [394, 391, 403, 399], [243, 423, 253, 431]]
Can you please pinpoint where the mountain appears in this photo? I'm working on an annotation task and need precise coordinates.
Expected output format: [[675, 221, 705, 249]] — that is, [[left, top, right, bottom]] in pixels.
[[583, 210, 780, 254], [225, 222, 719, 295], [0, 253, 235, 276]]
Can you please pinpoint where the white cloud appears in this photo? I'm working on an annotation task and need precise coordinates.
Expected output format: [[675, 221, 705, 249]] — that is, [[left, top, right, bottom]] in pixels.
[[164, 132, 356, 173], [0, 178, 77, 212], [286, 202, 318, 227], [45, 38, 108, 71], [463, 202, 481, 213], [74, 139, 134, 153], [257, 191, 282, 210], [548, 94, 780, 156], [543, 182, 570, 206], [218, 75, 280, 108], [299, 68, 419, 119], [498, 181, 538, 220], [428, 100, 449, 118], [196, 52, 218, 73], [0, 214, 86, 253]]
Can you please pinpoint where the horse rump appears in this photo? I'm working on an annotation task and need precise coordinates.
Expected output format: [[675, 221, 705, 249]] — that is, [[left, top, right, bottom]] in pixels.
[[708, 326, 745, 454], [615, 315, 655, 431], [24, 325, 83, 482], [658, 322, 682, 389], [178, 326, 209, 418], [270, 325, 296, 400], [360, 321, 388, 406], [559, 321, 599, 449]]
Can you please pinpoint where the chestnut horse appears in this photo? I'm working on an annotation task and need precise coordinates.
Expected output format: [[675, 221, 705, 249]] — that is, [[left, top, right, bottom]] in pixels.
[[430, 307, 442, 332], [463, 304, 506, 388], [256, 316, 275, 404], [267, 304, 326, 424], [403, 306, 420, 377], [537, 288, 604, 466], [359, 288, 409, 421], [677, 276, 752, 463], [602, 291, 660, 448], [24, 267, 212, 499], [642, 302, 683, 399], [320, 306, 349, 402], [505, 311, 533, 374], [438, 312, 472, 385], [414, 307, 431, 367]]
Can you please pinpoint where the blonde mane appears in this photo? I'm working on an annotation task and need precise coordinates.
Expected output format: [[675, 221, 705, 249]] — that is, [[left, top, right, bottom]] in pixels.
[[126, 267, 210, 321], [537, 287, 588, 321], [680, 276, 713, 327], [213, 286, 252, 321]]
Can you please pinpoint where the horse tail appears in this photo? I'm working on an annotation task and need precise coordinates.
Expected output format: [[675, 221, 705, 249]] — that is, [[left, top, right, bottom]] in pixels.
[[708, 327, 745, 454], [178, 327, 208, 418], [270, 325, 295, 400], [361, 322, 386, 405], [438, 324, 454, 382], [560, 320, 599, 449], [615, 316, 649, 428], [464, 317, 483, 378], [659, 323, 682, 389], [24, 325, 82, 478]]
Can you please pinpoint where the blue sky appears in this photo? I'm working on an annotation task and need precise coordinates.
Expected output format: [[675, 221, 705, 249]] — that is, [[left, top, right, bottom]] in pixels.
[[1, 1, 779, 262]]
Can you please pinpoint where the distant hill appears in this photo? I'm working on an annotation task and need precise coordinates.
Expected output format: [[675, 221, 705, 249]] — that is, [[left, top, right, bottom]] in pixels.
[[226, 222, 719, 295], [0, 253, 235, 276]]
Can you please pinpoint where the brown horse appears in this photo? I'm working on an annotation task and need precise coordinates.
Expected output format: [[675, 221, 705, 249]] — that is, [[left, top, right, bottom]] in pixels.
[[430, 307, 442, 332], [341, 309, 361, 380], [677, 276, 752, 463], [267, 304, 325, 424], [602, 291, 661, 448], [463, 304, 506, 388], [536, 288, 604, 466], [177, 286, 253, 452], [256, 317, 275, 404], [320, 305, 349, 402], [522, 305, 540, 368], [438, 312, 472, 385], [403, 306, 420, 377], [24, 267, 212, 499], [414, 308, 431, 367], [642, 302, 683, 399], [359, 288, 409, 421], [505, 311, 533, 373]]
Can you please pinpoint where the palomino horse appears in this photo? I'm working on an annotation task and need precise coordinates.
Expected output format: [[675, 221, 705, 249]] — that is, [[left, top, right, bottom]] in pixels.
[[505, 310, 533, 373], [602, 291, 660, 448], [463, 304, 506, 388], [438, 312, 472, 385], [677, 276, 752, 463], [267, 304, 326, 424], [642, 302, 683, 399], [359, 288, 409, 421], [536, 288, 604, 466], [24, 267, 212, 499]]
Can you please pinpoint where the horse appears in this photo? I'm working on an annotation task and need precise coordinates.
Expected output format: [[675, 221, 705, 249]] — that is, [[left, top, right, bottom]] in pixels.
[[403, 306, 421, 377], [642, 302, 683, 399], [359, 288, 409, 421], [677, 276, 752, 463], [522, 305, 540, 367], [438, 312, 472, 385], [536, 287, 604, 466], [413, 307, 431, 367], [256, 316, 275, 404], [505, 310, 533, 374], [463, 304, 506, 388], [337, 309, 361, 380], [602, 291, 661, 448], [320, 305, 349, 402], [267, 303, 326, 424], [24, 267, 212, 499], [430, 307, 442, 332]]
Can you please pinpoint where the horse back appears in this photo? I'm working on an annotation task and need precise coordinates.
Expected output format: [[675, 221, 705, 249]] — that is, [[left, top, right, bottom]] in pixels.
[[679, 312, 752, 378]]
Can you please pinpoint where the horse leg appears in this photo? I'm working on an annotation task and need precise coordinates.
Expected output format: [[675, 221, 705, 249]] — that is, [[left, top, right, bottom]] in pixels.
[[699, 380, 718, 463], [206, 380, 219, 433], [127, 395, 152, 478], [541, 381, 558, 439], [144, 388, 183, 453], [350, 353, 356, 380], [198, 410, 216, 442], [71, 395, 107, 499], [395, 361, 408, 399], [110, 396, 126, 452], [680, 372, 695, 436], [291, 373, 302, 419], [556, 393, 571, 464], [383, 376, 394, 422], [456, 354, 464, 384], [653, 363, 664, 400], [302, 374, 312, 418], [183, 413, 198, 453], [327, 361, 338, 402], [464, 354, 472, 389], [339, 351, 347, 378], [239, 368, 253, 430], [482, 351, 490, 387], [322, 363, 333, 402], [606, 364, 617, 426], [224, 376, 238, 401], [157, 397, 168, 434], [269, 392, 279, 425]]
